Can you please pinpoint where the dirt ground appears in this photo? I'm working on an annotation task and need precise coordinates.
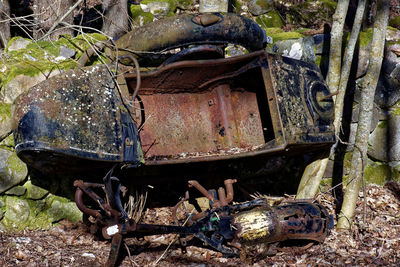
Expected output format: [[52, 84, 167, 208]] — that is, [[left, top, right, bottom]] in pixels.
[[1, 183, 399, 267]]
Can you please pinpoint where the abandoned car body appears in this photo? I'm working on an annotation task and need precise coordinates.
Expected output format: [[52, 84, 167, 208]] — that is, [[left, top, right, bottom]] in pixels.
[[12, 13, 335, 265]]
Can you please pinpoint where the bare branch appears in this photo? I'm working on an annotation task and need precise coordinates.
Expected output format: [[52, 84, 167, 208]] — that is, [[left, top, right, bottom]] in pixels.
[[39, 0, 84, 40]]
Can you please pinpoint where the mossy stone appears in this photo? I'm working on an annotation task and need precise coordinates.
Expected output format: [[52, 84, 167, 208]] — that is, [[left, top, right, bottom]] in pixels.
[[24, 180, 49, 200], [140, 0, 177, 17], [255, 10, 285, 29], [46, 195, 82, 223], [5, 37, 30, 52], [364, 161, 393, 186], [0, 102, 11, 122], [5, 186, 27, 196], [4, 196, 30, 225], [0, 33, 107, 88], [6, 152, 28, 182], [265, 28, 304, 42], [0, 150, 28, 194], [248, 0, 273, 16], [389, 16, 400, 29], [130, 4, 155, 26], [0, 103, 12, 142]]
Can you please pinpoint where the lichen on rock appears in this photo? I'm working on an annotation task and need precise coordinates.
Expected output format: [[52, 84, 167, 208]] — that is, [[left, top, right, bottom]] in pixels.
[[0, 149, 27, 194]]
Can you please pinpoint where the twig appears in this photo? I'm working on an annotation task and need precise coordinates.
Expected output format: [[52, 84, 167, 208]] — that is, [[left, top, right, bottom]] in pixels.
[[40, 0, 84, 41], [124, 242, 139, 267], [154, 208, 194, 265]]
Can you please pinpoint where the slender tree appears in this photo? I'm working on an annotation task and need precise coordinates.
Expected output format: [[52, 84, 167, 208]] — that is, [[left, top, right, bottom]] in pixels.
[[297, 0, 368, 200], [337, 0, 390, 229], [0, 0, 11, 48], [296, 0, 351, 199]]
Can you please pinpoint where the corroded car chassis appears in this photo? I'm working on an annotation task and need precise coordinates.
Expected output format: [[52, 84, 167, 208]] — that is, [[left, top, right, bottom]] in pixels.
[[74, 171, 333, 266], [12, 12, 335, 266], [13, 13, 335, 180]]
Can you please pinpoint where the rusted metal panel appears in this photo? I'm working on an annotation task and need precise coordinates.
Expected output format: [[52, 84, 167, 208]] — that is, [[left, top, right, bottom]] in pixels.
[[12, 51, 335, 175], [124, 51, 334, 164], [137, 84, 265, 158]]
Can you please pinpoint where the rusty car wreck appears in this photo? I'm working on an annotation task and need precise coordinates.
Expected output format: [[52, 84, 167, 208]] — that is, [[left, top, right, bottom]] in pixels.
[[12, 13, 335, 266]]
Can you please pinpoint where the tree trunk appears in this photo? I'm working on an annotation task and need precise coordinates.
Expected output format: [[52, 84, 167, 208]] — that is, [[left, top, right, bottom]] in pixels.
[[296, 158, 328, 199], [334, 0, 367, 135], [326, 0, 350, 95], [33, 0, 74, 40], [0, 0, 11, 48], [296, 0, 350, 199], [101, 0, 129, 38], [337, 0, 390, 229]]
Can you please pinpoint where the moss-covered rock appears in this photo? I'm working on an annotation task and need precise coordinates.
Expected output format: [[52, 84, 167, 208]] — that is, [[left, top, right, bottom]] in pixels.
[[5, 186, 26, 196], [255, 10, 284, 28], [45, 194, 82, 223], [278, 0, 336, 28], [389, 16, 400, 29], [140, 0, 177, 17], [199, 0, 228, 12], [3, 196, 30, 229], [0, 134, 14, 151], [24, 180, 48, 200], [130, 4, 155, 26], [0, 149, 28, 194], [0, 102, 12, 140], [364, 160, 397, 186], [0, 33, 108, 90], [6, 37, 30, 52], [265, 28, 304, 43], [248, 0, 273, 16]]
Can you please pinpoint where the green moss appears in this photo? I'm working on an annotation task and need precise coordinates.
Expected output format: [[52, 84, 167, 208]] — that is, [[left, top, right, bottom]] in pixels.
[[0, 103, 11, 122], [24, 180, 49, 200], [265, 28, 304, 42], [5, 37, 30, 52], [6, 152, 27, 177], [0, 33, 108, 88], [177, 0, 193, 8], [45, 194, 82, 223], [315, 55, 322, 66], [390, 102, 400, 116], [255, 10, 285, 29], [364, 161, 392, 186], [130, 4, 155, 26], [389, 16, 400, 28], [256, 0, 273, 10], [317, 0, 337, 10], [378, 120, 388, 129], [359, 28, 373, 47], [230, 0, 242, 12]]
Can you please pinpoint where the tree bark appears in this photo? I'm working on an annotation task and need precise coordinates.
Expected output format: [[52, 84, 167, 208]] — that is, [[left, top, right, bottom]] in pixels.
[[334, 0, 367, 134], [0, 0, 11, 48], [101, 0, 129, 38], [33, 0, 75, 40], [296, 0, 350, 200], [326, 0, 350, 94], [337, 0, 390, 229], [296, 158, 328, 199]]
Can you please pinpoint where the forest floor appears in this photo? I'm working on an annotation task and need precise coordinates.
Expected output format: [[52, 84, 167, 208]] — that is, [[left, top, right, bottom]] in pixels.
[[1, 183, 400, 267]]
